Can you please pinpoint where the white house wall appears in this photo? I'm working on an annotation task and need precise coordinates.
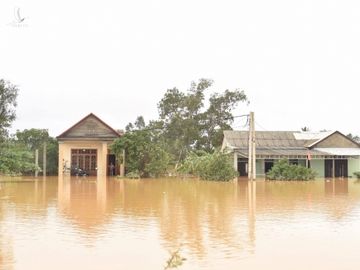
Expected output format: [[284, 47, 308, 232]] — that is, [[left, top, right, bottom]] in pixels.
[[348, 158, 360, 177]]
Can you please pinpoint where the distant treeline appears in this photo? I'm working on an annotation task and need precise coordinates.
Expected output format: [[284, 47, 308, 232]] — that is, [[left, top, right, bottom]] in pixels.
[[0, 79, 58, 176]]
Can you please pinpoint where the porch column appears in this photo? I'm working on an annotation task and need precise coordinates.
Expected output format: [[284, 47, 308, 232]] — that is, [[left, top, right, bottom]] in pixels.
[[332, 158, 335, 178], [98, 142, 108, 177], [58, 143, 70, 177]]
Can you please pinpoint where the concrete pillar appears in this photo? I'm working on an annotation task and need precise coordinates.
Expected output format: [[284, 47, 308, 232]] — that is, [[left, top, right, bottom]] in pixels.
[[98, 142, 108, 177], [332, 159, 335, 178], [58, 143, 70, 177]]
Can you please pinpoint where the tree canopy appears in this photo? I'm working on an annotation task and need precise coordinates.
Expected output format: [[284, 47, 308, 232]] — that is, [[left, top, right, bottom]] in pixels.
[[111, 117, 170, 178], [111, 79, 248, 178], [157, 79, 247, 162], [0, 79, 18, 140], [15, 129, 58, 175], [347, 133, 360, 143]]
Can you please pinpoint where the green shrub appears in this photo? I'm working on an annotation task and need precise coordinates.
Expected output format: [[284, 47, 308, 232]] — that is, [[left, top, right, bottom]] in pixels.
[[179, 150, 238, 181], [353, 171, 360, 179], [266, 159, 316, 181], [126, 171, 141, 179]]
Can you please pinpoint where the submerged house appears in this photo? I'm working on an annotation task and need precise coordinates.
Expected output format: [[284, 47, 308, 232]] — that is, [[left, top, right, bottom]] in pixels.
[[222, 130, 360, 178], [57, 113, 122, 177]]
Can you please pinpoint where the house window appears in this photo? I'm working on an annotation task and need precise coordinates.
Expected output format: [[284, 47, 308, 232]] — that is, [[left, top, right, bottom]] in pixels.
[[289, 159, 298, 165], [265, 159, 274, 173]]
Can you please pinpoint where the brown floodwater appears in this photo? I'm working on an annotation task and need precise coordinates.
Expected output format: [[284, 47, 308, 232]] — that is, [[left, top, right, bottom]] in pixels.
[[0, 177, 360, 270]]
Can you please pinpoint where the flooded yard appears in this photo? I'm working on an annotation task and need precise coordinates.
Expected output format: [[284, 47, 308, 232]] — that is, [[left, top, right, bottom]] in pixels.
[[1, 177, 360, 270]]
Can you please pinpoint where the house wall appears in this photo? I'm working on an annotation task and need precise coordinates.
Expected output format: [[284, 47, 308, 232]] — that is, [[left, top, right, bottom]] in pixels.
[[348, 158, 360, 177], [58, 140, 110, 177], [310, 160, 324, 178], [256, 159, 265, 177]]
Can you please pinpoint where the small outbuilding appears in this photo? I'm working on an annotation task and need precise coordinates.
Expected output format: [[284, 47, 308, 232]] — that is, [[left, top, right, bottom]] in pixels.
[[57, 113, 121, 177], [222, 130, 360, 178]]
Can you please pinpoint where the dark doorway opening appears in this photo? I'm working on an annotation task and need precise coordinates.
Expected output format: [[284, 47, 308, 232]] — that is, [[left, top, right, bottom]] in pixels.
[[265, 159, 274, 173], [325, 159, 333, 178], [107, 154, 116, 176], [238, 158, 248, 176], [335, 160, 348, 177], [325, 159, 348, 177]]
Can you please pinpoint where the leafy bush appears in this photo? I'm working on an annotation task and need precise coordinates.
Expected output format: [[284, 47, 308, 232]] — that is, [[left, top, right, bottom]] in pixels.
[[353, 171, 360, 179], [126, 171, 141, 179], [111, 127, 170, 178], [179, 150, 238, 181], [266, 159, 316, 181]]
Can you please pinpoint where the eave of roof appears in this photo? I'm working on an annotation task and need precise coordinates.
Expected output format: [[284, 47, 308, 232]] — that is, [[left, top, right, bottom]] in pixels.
[[235, 148, 330, 157], [313, 148, 360, 156]]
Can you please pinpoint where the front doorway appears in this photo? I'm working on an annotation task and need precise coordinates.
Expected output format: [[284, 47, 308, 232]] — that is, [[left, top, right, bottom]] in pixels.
[[238, 158, 248, 176], [107, 154, 116, 176], [325, 159, 348, 177], [71, 149, 97, 176], [335, 160, 348, 177]]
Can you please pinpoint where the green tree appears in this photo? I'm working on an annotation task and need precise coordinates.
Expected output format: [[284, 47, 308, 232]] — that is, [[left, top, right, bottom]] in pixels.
[[15, 129, 58, 175], [45, 137, 59, 175], [157, 79, 247, 163], [0, 79, 18, 140], [15, 128, 49, 150], [301, 127, 310, 132], [347, 133, 360, 143], [111, 117, 170, 178], [0, 140, 38, 175]]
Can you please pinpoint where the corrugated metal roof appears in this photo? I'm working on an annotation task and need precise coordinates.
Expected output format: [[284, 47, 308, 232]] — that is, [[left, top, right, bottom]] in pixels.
[[314, 148, 360, 156], [223, 131, 309, 148], [293, 131, 334, 140]]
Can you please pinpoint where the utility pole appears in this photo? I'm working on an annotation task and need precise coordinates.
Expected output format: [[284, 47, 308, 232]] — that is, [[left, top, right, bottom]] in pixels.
[[35, 149, 39, 177], [248, 112, 256, 180], [120, 149, 125, 177], [43, 142, 47, 177]]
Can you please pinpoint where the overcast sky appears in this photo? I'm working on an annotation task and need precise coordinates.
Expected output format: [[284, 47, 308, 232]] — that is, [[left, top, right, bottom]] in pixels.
[[1, 0, 360, 137]]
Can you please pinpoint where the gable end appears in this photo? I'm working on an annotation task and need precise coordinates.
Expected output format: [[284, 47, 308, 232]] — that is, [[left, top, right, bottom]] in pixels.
[[310, 131, 360, 148], [57, 113, 120, 140]]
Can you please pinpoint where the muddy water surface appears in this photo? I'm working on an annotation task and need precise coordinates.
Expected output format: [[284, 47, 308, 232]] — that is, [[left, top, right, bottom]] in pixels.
[[1, 177, 360, 270]]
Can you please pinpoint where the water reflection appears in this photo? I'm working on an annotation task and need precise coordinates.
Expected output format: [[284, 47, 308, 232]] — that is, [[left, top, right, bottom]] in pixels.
[[58, 176, 124, 236], [57, 177, 255, 257], [1, 177, 360, 269]]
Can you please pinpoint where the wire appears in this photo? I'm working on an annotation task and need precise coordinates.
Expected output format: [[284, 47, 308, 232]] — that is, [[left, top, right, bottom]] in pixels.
[[254, 120, 268, 132]]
